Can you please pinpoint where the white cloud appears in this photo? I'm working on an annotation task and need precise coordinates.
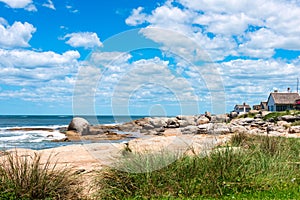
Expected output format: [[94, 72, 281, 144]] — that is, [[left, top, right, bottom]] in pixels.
[[0, 20, 36, 48], [126, 0, 300, 60], [0, 49, 80, 84], [63, 32, 102, 49], [0, 0, 37, 11], [0, 17, 8, 26], [0, 48, 80, 103], [125, 7, 147, 26], [66, 4, 78, 13], [42, 0, 55, 10], [0, 49, 80, 69]]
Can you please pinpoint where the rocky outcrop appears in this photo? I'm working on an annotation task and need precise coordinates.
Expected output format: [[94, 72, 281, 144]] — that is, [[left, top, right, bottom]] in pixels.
[[64, 112, 300, 142], [67, 117, 90, 134]]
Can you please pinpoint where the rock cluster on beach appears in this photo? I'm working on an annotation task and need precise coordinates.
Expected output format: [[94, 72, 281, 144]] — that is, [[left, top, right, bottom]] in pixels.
[[65, 110, 300, 142]]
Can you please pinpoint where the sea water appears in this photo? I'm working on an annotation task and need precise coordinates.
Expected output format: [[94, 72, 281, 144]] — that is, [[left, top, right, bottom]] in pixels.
[[0, 115, 145, 150]]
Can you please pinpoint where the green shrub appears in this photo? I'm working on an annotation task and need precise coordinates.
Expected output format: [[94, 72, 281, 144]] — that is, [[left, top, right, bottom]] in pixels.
[[94, 135, 300, 199], [0, 152, 82, 200]]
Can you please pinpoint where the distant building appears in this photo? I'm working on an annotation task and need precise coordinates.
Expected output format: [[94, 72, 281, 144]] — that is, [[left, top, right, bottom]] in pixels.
[[253, 104, 261, 110], [267, 92, 300, 111], [234, 103, 251, 114], [260, 102, 268, 111], [253, 101, 268, 111]]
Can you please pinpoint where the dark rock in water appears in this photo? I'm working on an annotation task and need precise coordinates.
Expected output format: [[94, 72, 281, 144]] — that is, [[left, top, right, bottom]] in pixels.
[[51, 137, 70, 142], [67, 117, 90, 134]]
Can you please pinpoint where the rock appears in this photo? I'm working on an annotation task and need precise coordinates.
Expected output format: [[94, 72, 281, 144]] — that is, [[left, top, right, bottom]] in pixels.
[[278, 115, 300, 122], [252, 119, 266, 126], [198, 123, 212, 134], [277, 121, 291, 128], [196, 116, 210, 125], [165, 118, 180, 128], [289, 126, 300, 134], [143, 123, 155, 130], [67, 117, 90, 134], [208, 123, 230, 135], [148, 117, 168, 128], [229, 125, 247, 134], [211, 114, 230, 123], [176, 115, 196, 126], [229, 112, 238, 119], [254, 114, 262, 119], [163, 128, 182, 136], [177, 120, 189, 127], [181, 125, 200, 134]]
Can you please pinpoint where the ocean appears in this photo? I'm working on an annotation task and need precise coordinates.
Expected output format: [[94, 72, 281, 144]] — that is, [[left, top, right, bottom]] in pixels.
[[0, 115, 145, 150]]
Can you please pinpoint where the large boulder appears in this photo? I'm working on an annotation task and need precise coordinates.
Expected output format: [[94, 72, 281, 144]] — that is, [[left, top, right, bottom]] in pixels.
[[68, 117, 90, 134], [148, 117, 168, 128]]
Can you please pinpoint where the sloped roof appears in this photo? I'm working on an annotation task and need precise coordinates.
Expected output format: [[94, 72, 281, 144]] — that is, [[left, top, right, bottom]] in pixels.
[[261, 101, 267, 108], [269, 92, 300, 105], [235, 104, 251, 109]]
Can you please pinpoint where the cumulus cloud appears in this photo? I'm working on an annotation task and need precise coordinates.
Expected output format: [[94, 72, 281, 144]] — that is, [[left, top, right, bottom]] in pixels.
[[0, 0, 37, 11], [63, 32, 102, 49], [0, 48, 80, 103], [0, 20, 36, 48], [125, 7, 147, 26], [42, 0, 55, 10], [126, 0, 300, 60]]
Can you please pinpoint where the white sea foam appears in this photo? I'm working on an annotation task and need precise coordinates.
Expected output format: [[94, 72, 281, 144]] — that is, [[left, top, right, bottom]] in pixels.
[[0, 126, 66, 143]]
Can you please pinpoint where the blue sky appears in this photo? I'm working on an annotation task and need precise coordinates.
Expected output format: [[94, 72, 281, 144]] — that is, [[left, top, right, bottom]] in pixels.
[[1, 0, 300, 115]]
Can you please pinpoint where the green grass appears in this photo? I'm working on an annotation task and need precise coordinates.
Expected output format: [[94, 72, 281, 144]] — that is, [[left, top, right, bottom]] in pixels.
[[0, 152, 83, 200], [94, 134, 300, 200], [263, 110, 300, 121], [291, 120, 300, 126], [238, 112, 257, 119]]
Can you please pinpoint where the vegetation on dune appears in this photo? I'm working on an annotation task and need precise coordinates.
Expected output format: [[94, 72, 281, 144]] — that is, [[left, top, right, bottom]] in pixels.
[[94, 133, 300, 200], [0, 133, 299, 199], [0, 152, 83, 200], [263, 110, 300, 121]]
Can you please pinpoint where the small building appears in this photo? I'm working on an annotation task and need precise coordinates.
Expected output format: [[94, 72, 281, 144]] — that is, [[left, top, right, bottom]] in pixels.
[[253, 104, 261, 110], [254, 101, 268, 111], [267, 92, 300, 111], [260, 101, 268, 111], [234, 103, 251, 114]]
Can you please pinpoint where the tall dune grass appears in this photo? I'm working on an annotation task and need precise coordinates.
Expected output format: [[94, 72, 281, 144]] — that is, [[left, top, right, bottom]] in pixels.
[[0, 152, 82, 199], [94, 134, 300, 199]]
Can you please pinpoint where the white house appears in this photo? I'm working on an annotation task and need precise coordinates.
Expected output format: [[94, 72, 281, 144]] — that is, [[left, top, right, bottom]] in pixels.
[[267, 92, 300, 111], [234, 103, 251, 114]]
